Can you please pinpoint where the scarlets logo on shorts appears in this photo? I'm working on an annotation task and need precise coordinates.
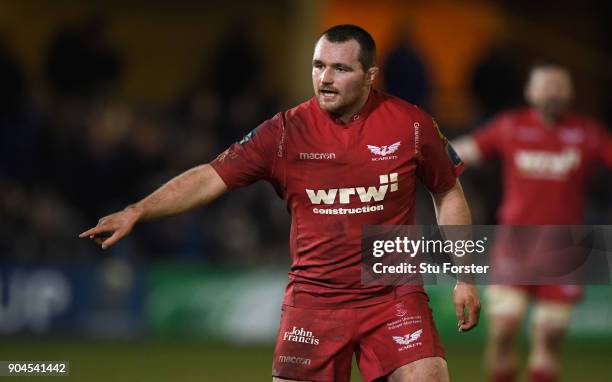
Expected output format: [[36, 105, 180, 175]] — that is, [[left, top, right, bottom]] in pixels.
[[392, 328, 424, 352], [392, 329, 422, 345]]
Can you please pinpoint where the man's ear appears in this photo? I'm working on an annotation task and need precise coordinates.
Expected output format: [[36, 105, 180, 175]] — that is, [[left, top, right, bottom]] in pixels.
[[366, 66, 379, 85]]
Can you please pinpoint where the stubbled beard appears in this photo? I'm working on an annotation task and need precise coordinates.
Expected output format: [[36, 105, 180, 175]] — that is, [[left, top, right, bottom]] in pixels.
[[318, 96, 342, 112], [320, 99, 350, 117]]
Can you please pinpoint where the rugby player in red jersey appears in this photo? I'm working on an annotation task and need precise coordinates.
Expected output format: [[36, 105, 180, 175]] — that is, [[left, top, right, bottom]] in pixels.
[[454, 64, 612, 382], [80, 25, 480, 382]]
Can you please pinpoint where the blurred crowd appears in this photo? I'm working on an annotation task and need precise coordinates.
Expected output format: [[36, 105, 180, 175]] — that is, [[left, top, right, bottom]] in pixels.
[[0, 17, 288, 267], [1, 17, 610, 267]]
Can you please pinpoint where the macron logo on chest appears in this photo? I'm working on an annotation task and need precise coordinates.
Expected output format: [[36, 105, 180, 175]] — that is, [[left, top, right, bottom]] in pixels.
[[299, 152, 336, 160], [306, 173, 398, 205]]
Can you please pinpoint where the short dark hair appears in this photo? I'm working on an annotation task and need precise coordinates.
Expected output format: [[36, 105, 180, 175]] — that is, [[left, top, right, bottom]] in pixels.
[[319, 24, 376, 70], [527, 60, 571, 84]]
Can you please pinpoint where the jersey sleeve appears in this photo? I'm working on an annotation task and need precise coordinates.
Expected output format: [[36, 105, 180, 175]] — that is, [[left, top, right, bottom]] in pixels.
[[210, 113, 283, 190], [416, 112, 464, 194], [472, 114, 507, 160]]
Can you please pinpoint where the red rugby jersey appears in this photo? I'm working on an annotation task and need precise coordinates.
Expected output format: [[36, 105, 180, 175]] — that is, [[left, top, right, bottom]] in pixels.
[[211, 90, 463, 308], [473, 108, 612, 225]]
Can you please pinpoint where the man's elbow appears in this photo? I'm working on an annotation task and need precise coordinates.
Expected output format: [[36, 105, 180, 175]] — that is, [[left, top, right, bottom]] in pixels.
[[434, 181, 471, 225]]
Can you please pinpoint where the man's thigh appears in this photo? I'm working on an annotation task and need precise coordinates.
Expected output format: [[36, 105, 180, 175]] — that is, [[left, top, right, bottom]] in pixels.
[[272, 304, 354, 382], [387, 357, 449, 382], [355, 292, 446, 382]]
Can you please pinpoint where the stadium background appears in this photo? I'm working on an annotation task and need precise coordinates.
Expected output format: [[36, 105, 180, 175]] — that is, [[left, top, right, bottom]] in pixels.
[[0, 0, 611, 381]]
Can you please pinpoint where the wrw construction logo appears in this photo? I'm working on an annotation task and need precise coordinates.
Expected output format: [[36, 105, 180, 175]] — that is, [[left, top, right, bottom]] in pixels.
[[307, 173, 398, 215], [283, 327, 320, 345]]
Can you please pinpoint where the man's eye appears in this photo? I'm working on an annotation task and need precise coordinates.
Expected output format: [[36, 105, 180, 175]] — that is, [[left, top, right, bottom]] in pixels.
[[336, 67, 346, 72]]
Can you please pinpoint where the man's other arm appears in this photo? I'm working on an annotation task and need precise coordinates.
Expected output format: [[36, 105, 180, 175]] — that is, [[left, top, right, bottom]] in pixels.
[[79, 164, 227, 249], [432, 180, 481, 332], [452, 136, 483, 167]]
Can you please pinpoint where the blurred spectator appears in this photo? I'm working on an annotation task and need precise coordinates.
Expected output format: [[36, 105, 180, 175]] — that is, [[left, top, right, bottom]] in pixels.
[[0, 37, 43, 185], [207, 23, 277, 148], [210, 24, 260, 100], [460, 40, 525, 224], [382, 29, 430, 110], [0, 38, 27, 118], [162, 23, 288, 264], [470, 41, 524, 123], [45, 14, 121, 100]]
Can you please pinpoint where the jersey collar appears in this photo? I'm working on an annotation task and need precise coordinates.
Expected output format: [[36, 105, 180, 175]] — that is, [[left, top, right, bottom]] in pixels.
[[529, 107, 571, 129]]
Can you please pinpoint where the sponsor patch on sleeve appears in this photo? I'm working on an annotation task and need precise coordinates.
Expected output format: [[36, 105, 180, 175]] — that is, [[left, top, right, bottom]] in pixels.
[[239, 127, 258, 145], [447, 143, 462, 166]]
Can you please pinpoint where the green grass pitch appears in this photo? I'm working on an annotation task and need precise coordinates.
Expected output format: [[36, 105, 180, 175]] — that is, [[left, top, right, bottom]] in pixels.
[[0, 340, 610, 381]]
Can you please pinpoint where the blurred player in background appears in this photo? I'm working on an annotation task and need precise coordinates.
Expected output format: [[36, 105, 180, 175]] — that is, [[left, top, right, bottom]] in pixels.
[[454, 63, 612, 382], [81, 24, 480, 382]]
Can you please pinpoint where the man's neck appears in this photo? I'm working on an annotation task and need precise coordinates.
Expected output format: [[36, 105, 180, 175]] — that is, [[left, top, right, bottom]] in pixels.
[[335, 89, 371, 124], [537, 110, 561, 129]]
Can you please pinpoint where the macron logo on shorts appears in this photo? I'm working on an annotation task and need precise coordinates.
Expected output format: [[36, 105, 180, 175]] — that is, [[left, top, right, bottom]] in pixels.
[[278, 355, 312, 366], [283, 326, 320, 346]]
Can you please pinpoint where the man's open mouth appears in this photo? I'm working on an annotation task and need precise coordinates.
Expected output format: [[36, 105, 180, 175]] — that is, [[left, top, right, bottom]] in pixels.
[[320, 89, 339, 97]]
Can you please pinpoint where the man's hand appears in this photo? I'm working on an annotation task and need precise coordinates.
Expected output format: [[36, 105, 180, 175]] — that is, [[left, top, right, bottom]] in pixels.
[[453, 283, 481, 332], [79, 206, 141, 250], [78, 164, 227, 250]]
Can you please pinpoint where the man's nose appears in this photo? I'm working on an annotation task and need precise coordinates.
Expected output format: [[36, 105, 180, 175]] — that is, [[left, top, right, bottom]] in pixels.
[[320, 68, 334, 84]]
